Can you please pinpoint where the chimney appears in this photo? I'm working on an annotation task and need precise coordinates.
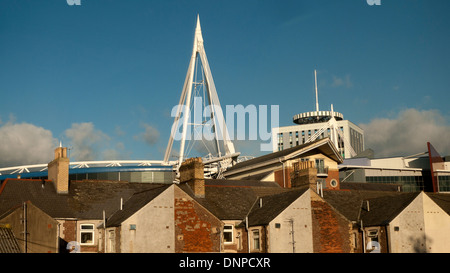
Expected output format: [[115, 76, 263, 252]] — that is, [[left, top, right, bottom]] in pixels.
[[291, 160, 318, 190], [179, 157, 205, 198], [48, 145, 70, 194]]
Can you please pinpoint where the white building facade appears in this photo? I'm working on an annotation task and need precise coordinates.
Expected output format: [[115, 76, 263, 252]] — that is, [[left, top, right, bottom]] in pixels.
[[272, 119, 364, 159]]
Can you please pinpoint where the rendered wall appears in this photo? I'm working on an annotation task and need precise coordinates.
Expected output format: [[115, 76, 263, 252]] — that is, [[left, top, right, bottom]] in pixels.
[[388, 192, 450, 253], [0, 202, 59, 253], [422, 193, 450, 252], [268, 190, 314, 253], [388, 193, 426, 253], [121, 185, 175, 253]]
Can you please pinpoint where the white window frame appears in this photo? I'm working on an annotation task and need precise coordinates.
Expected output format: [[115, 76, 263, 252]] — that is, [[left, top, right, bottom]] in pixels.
[[251, 229, 261, 251], [223, 225, 234, 244], [79, 223, 95, 245]]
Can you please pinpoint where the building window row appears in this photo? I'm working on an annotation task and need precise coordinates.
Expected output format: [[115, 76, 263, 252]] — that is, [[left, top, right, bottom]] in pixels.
[[366, 176, 424, 192]]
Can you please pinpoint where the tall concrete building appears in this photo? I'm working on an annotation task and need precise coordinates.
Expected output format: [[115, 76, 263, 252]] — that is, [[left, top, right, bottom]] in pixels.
[[272, 70, 364, 159]]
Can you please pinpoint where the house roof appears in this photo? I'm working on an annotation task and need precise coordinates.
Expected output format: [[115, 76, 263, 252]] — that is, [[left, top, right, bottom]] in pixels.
[[179, 179, 290, 220], [0, 226, 21, 253], [425, 193, 450, 215], [0, 178, 168, 220], [322, 190, 420, 227], [247, 187, 309, 226], [105, 185, 171, 227], [224, 138, 343, 178]]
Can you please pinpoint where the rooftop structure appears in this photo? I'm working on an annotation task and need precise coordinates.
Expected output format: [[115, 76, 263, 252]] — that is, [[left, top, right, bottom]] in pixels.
[[273, 70, 364, 159], [339, 142, 450, 193]]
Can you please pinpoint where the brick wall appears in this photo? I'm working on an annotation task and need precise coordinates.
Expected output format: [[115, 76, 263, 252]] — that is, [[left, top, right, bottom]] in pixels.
[[310, 193, 352, 253], [48, 157, 70, 194], [274, 167, 293, 188], [179, 157, 205, 197], [174, 187, 222, 252], [290, 167, 317, 189], [325, 169, 340, 190], [59, 220, 76, 252]]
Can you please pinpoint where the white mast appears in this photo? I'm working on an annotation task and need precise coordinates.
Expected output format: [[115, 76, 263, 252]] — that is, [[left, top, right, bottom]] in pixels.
[[163, 15, 236, 171], [314, 69, 319, 112]]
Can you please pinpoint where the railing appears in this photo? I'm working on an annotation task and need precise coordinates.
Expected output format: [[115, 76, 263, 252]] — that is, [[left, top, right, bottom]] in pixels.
[[292, 161, 329, 177], [316, 166, 329, 177]]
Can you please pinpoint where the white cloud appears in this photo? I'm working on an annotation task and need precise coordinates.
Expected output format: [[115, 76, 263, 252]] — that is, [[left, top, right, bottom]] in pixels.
[[134, 123, 160, 146], [0, 121, 57, 167], [331, 74, 353, 88], [64, 122, 110, 161], [359, 108, 450, 157]]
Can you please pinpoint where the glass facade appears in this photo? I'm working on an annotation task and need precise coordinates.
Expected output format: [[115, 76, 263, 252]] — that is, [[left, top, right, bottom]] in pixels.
[[366, 176, 424, 192], [438, 175, 450, 192], [69, 170, 174, 183]]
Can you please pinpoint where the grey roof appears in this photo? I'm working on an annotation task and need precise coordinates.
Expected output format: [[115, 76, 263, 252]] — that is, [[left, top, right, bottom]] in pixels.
[[0, 179, 168, 220], [247, 187, 309, 226], [0, 226, 21, 253], [322, 190, 420, 227], [426, 193, 450, 215], [106, 185, 171, 227], [225, 138, 342, 176], [179, 179, 289, 220]]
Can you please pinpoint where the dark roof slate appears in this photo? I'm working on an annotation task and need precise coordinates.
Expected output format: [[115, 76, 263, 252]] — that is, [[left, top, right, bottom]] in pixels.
[[179, 180, 289, 220], [0, 179, 169, 220], [322, 190, 419, 227], [0, 226, 21, 253], [225, 138, 342, 174], [426, 193, 450, 215], [247, 187, 309, 226], [106, 185, 171, 227]]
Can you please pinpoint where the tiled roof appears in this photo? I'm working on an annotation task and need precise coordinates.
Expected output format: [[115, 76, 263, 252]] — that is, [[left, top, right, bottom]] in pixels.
[[0, 226, 21, 253], [322, 190, 419, 226], [224, 138, 342, 176], [0, 179, 169, 220], [179, 180, 289, 220], [106, 185, 171, 227], [426, 193, 450, 215], [247, 187, 309, 226]]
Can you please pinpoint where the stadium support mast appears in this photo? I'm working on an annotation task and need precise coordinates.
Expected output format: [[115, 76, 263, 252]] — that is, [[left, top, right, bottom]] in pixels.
[[163, 15, 237, 171]]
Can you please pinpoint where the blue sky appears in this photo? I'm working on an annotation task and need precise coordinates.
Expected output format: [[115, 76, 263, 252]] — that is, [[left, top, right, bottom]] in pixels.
[[0, 0, 449, 166]]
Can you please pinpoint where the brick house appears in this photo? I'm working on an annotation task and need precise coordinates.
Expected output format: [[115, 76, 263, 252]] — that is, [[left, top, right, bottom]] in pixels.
[[2, 144, 450, 253], [102, 184, 224, 253], [223, 138, 343, 190], [322, 190, 450, 253]]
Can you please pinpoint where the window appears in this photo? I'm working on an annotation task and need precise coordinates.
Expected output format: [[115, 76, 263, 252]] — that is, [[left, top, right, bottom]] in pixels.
[[80, 224, 94, 245], [330, 179, 338, 188], [252, 230, 260, 251], [108, 230, 115, 253], [352, 233, 358, 249], [223, 225, 233, 243]]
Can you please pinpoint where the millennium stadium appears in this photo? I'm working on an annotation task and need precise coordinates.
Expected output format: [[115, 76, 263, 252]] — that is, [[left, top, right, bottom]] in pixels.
[[0, 16, 242, 184]]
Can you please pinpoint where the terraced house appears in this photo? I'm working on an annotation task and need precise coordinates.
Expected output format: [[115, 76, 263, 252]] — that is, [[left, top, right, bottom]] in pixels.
[[1, 140, 450, 253]]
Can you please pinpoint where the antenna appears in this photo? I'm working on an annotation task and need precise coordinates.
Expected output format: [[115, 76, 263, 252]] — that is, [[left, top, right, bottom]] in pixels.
[[314, 69, 319, 112]]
